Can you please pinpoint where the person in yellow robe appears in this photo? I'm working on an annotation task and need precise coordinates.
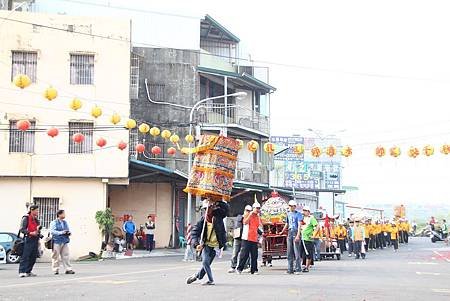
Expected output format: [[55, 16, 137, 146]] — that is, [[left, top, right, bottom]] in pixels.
[[389, 222, 399, 251], [334, 222, 347, 254]]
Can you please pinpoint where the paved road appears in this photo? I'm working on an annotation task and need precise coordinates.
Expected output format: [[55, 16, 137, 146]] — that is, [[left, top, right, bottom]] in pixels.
[[0, 237, 449, 301]]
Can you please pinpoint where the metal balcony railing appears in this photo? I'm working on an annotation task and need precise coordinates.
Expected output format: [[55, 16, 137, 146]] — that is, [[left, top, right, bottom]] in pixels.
[[197, 104, 270, 134], [234, 161, 269, 184]]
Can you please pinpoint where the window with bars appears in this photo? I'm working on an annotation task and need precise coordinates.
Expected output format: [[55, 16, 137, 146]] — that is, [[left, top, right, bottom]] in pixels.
[[68, 121, 94, 154], [129, 128, 138, 158], [147, 83, 165, 102], [70, 54, 94, 85], [9, 120, 36, 153], [11, 51, 37, 83], [130, 53, 140, 99], [33, 197, 59, 229]]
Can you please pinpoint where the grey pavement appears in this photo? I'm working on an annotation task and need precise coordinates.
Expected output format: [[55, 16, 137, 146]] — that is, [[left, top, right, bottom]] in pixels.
[[0, 237, 449, 301]]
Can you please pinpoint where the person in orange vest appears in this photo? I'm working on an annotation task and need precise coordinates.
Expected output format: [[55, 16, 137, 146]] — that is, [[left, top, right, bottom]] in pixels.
[[389, 221, 399, 251], [334, 222, 347, 254], [351, 219, 366, 259], [312, 223, 323, 261], [375, 221, 383, 249], [364, 220, 371, 251]]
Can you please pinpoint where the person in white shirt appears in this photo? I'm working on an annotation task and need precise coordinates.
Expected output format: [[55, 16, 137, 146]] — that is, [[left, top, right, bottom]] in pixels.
[[144, 215, 155, 252]]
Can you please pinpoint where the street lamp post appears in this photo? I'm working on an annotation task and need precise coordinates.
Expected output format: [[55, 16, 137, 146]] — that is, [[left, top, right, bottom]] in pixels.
[[186, 91, 247, 225]]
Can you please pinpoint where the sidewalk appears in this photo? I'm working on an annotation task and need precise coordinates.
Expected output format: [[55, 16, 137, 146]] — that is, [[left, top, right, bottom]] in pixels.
[[113, 248, 185, 260]]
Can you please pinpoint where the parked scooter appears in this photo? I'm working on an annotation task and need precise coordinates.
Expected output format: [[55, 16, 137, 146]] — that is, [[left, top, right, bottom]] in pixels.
[[430, 229, 445, 243]]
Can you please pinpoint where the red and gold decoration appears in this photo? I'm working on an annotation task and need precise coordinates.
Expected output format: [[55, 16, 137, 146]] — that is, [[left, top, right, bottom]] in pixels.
[[150, 127, 160, 137], [13, 74, 31, 89], [69, 98, 82, 111], [236, 139, 244, 150], [117, 141, 127, 150], [138, 123, 150, 134], [96, 137, 107, 148], [263, 142, 275, 154], [16, 120, 31, 131], [311, 145, 322, 158], [247, 140, 259, 153], [375, 146, 386, 158], [341, 145, 352, 157], [184, 135, 239, 201], [47, 127, 59, 138], [293, 144, 304, 155], [408, 147, 420, 158], [423, 145, 434, 157], [125, 119, 137, 130], [390, 146, 401, 158], [167, 147, 177, 156], [151, 145, 162, 155], [91, 106, 102, 118], [440, 144, 450, 155], [44, 87, 58, 101], [185, 134, 195, 144], [72, 133, 85, 144], [161, 129, 171, 140], [110, 113, 121, 125], [326, 145, 337, 157]]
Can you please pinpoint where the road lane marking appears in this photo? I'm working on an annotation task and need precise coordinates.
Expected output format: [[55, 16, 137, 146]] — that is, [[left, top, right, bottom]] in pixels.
[[416, 272, 441, 276], [432, 289, 450, 294], [79, 280, 137, 285], [433, 251, 450, 263], [0, 265, 185, 289], [0, 260, 229, 289], [408, 262, 437, 265]]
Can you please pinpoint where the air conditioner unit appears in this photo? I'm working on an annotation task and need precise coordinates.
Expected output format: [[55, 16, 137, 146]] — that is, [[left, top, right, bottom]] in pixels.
[[235, 168, 245, 181]]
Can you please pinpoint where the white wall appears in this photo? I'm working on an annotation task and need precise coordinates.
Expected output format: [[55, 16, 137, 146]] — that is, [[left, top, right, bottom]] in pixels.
[[0, 11, 130, 179], [109, 183, 173, 248], [0, 177, 106, 260]]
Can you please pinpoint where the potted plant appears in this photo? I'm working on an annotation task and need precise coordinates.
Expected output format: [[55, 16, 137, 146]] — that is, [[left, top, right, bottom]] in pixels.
[[95, 208, 114, 250]]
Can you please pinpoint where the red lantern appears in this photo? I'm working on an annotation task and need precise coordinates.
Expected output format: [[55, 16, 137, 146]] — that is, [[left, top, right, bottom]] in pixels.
[[72, 133, 85, 144], [136, 143, 145, 153], [151, 146, 162, 155], [96, 137, 107, 148], [375, 146, 386, 158], [167, 147, 176, 155], [118, 141, 127, 150], [16, 120, 31, 131], [47, 127, 59, 138]]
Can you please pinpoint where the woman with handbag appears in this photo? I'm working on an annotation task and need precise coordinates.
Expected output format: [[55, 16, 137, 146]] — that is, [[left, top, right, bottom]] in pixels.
[[50, 210, 75, 275], [18, 205, 41, 278]]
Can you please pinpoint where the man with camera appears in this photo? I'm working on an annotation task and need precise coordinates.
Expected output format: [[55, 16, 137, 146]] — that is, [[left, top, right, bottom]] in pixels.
[[50, 210, 75, 275], [18, 205, 41, 278]]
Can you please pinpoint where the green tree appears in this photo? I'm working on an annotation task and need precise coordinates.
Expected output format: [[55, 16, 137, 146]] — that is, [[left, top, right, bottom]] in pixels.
[[95, 208, 114, 248]]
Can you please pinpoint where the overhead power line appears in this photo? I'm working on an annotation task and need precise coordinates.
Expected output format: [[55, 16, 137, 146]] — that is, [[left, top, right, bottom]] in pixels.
[[0, 15, 448, 83]]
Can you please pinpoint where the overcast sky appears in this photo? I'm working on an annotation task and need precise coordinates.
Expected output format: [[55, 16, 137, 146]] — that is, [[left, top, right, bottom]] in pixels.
[[66, 0, 450, 205]]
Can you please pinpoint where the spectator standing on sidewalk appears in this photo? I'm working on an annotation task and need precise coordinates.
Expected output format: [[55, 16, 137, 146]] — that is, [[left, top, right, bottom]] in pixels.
[[144, 215, 155, 252], [229, 205, 251, 273], [279, 200, 303, 274], [50, 210, 75, 275], [123, 215, 136, 250], [18, 205, 41, 278]]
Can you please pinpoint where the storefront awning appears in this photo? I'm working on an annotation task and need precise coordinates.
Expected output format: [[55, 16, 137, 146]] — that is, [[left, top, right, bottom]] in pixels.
[[129, 159, 187, 182]]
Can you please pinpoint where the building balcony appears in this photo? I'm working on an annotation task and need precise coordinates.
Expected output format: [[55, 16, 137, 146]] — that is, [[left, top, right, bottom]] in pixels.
[[197, 104, 270, 137]]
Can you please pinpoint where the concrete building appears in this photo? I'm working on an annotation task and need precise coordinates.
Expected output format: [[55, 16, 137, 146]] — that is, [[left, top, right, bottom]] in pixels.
[[24, 0, 277, 246], [0, 10, 131, 259]]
